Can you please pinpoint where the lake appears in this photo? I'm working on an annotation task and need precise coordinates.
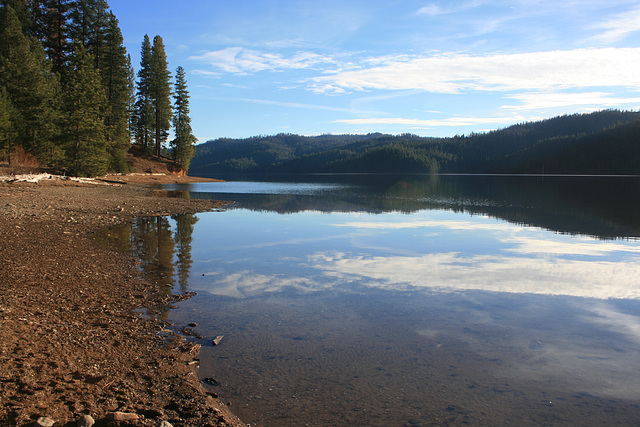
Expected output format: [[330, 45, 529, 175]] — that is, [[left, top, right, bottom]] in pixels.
[[99, 175, 640, 426]]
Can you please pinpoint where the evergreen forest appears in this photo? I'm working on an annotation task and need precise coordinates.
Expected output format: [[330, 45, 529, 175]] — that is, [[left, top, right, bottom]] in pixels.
[[0, 0, 196, 176], [190, 110, 640, 176], [3, 2, 639, 178]]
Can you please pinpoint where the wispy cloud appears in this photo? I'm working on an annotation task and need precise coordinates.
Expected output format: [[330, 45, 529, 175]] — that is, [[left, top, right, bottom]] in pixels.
[[416, 1, 486, 17], [592, 6, 640, 43], [333, 115, 532, 128], [222, 97, 386, 115], [189, 47, 336, 75], [307, 48, 640, 94], [416, 4, 446, 16], [501, 92, 640, 111]]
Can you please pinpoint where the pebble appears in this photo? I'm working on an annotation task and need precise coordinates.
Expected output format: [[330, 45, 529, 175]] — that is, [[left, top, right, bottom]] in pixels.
[[107, 411, 141, 421], [77, 414, 95, 426], [34, 417, 55, 427], [158, 421, 174, 427]]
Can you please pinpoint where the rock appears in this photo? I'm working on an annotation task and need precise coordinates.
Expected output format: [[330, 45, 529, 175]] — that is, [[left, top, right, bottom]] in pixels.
[[158, 421, 174, 427], [77, 414, 95, 426], [212, 335, 223, 346], [34, 417, 55, 427], [203, 377, 218, 385], [107, 412, 141, 421]]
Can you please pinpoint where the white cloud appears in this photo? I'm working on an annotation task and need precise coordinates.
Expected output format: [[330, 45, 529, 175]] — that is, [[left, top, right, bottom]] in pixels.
[[592, 6, 640, 43], [333, 115, 532, 128], [416, 4, 445, 16], [189, 47, 335, 75], [191, 69, 221, 77], [224, 97, 385, 115], [307, 48, 640, 94], [416, 1, 487, 17], [501, 92, 640, 111]]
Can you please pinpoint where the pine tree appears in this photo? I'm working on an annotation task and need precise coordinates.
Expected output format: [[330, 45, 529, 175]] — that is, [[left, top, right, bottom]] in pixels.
[[0, 5, 61, 163], [126, 53, 136, 143], [39, 0, 70, 73], [0, 87, 15, 161], [134, 34, 154, 153], [0, 0, 34, 35], [101, 11, 131, 172], [66, 0, 92, 47], [150, 35, 171, 158], [87, 0, 108, 70], [62, 44, 108, 176], [171, 66, 196, 171], [67, 0, 108, 69]]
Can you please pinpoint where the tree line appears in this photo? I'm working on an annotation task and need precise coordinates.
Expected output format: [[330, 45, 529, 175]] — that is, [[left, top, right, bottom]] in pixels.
[[0, 0, 196, 176], [189, 110, 640, 176]]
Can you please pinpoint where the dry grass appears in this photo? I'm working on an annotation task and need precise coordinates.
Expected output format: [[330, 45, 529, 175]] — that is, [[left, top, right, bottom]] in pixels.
[[1, 147, 42, 175]]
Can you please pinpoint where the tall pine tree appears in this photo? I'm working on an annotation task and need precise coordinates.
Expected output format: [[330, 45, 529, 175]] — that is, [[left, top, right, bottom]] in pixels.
[[0, 4, 61, 163], [150, 35, 171, 158], [67, 0, 109, 69], [62, 44, 108, 176], [0, 86, 15, 162], [39, 0, 70, 74], [171, 66, 196, 171], [134, 34, 153, 154], [101, 11, 132, 172]]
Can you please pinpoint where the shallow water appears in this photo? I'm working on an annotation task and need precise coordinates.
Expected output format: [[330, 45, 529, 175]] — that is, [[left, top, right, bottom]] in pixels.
[[104, 175, 640, 425]]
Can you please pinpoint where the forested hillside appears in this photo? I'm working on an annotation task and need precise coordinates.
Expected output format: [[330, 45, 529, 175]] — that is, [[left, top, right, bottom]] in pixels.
[[189, 110, 640, 176], [0, 1, 196, 176]]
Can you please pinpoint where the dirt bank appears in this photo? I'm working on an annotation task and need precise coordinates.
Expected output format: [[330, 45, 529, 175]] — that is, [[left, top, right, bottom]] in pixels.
[[0, 175, 245, 426]]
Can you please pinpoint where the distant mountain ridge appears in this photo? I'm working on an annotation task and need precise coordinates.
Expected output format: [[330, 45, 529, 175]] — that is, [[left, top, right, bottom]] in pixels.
[[189, 110, 640, 176]]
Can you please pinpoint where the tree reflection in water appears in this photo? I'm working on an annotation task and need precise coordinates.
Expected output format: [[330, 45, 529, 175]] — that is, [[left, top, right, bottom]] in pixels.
[[95, 213, 199, 318]]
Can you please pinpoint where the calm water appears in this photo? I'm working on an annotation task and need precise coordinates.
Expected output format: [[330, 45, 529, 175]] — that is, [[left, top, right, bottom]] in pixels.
[[99, 175, 640, 426]]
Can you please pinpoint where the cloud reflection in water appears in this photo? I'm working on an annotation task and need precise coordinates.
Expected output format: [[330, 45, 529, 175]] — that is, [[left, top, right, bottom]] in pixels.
[[195, 212, 640, 300]]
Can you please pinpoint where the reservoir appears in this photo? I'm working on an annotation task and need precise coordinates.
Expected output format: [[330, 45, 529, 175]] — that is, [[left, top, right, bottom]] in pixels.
[[102, 175, 640, 426]]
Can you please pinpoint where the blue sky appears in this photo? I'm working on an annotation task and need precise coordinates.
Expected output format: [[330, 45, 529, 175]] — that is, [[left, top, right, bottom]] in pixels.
[[108, 0, 640, 142]]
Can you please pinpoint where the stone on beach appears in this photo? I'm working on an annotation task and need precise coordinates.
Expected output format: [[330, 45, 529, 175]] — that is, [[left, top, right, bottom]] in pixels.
[[77, 414, 95, 426], [107, 411, 141, 421], [34, 417, 55, 427]]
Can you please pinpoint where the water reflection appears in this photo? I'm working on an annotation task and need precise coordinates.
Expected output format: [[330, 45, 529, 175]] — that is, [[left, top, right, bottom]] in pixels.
[[165, 175, 640, 239], [185, 209, 640, 301], [100, 176, 640, 426], [94, 213, 198, 316]]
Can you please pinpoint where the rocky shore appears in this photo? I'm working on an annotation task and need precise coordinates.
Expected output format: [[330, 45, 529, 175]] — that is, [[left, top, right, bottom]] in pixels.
[[0, 174, 245, 427]]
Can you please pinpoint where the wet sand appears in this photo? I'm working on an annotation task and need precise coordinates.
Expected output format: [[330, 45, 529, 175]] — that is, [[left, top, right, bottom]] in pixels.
[[0, 174, 245, 426]]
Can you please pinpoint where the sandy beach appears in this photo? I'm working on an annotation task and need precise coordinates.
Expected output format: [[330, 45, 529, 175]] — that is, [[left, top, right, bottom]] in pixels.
[[0, 174, 246, 426]]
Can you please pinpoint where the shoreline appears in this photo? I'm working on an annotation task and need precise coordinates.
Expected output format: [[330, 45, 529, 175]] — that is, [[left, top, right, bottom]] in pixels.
[[0, 174, 245, 426]]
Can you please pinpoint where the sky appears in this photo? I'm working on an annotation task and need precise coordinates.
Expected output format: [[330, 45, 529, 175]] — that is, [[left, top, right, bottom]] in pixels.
[[107, 0, 640, 143]]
